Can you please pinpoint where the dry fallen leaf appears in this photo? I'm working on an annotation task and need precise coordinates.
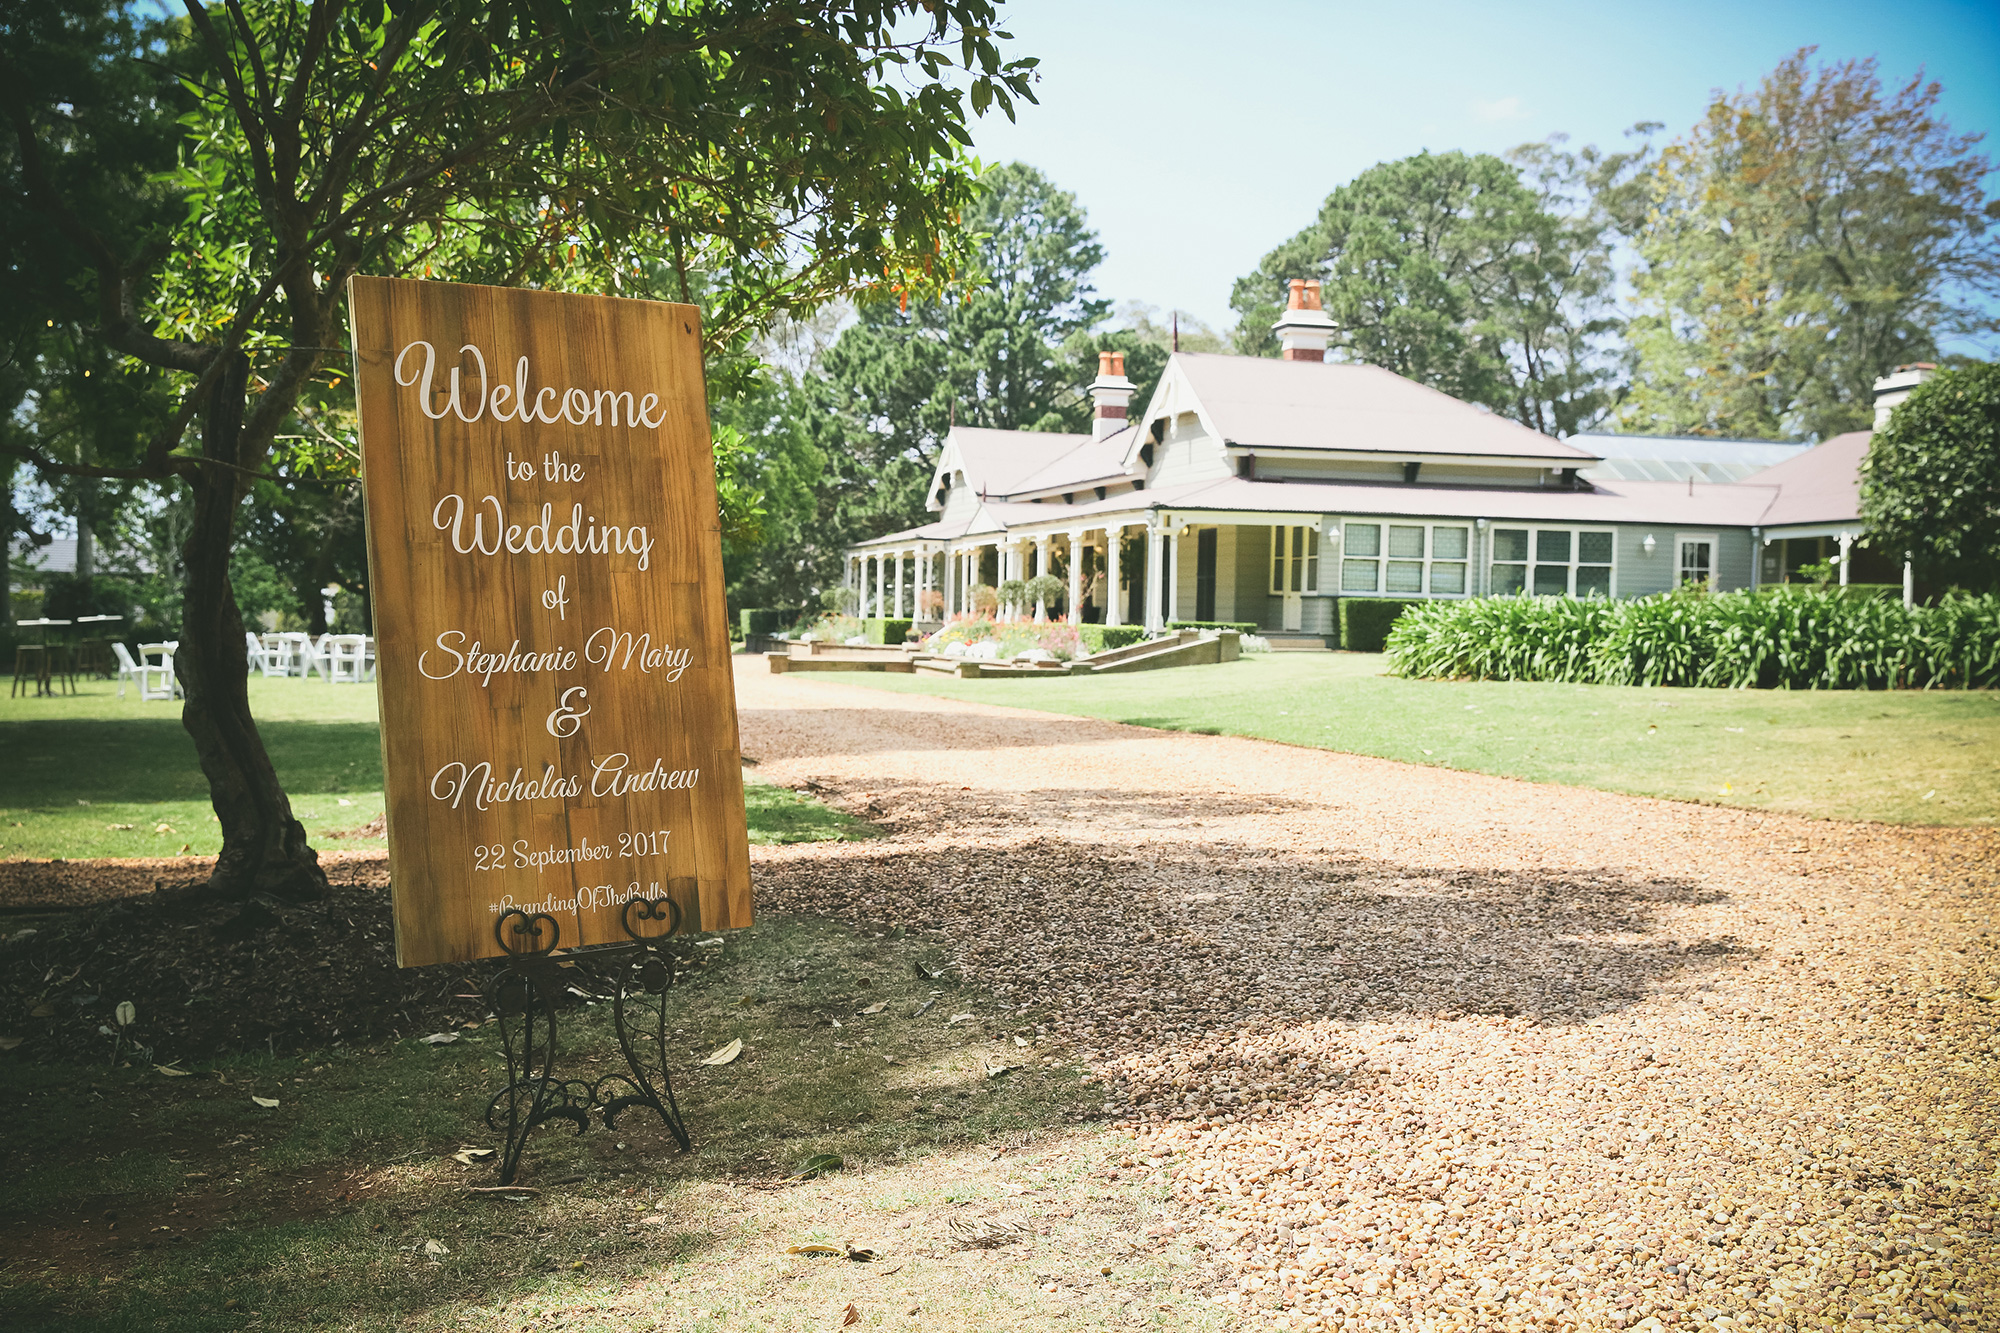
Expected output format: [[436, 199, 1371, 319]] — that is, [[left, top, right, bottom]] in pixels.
[[251, 1096, 280, 1108], [29, 1003, 55, 1018], [154, 1064, 192, 1077], [946, 1013, 975, 1025], [842, 1303, 860, 1327], [0, 1036, 22, 1052], [700, 1038, 743, 1065], [423, 1239, 449, 1257], [420, 1032, 459, 1046], [786, 1243, 845, 1257], [1013, 1036, 1029, 1048], [451, 1147, 495, 1166], [856, 1001, 888, 1016]]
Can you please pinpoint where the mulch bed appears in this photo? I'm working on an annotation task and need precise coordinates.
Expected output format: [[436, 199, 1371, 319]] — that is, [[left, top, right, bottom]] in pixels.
[[0, 850, 389, 914], [0, 872, 481, 1065]]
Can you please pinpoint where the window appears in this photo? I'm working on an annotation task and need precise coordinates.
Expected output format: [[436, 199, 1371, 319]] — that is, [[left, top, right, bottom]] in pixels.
[[1340, 521, 1470, 597], [1270, 525, 1319, 594], [1491, 526, 1615, 597], [1677, 533, 1716, 590]]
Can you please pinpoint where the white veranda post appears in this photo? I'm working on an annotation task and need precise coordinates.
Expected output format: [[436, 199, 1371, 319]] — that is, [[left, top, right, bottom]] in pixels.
[[892, 549, 904, 618], [1144, 524, 1164, 633], [1067, 532, 1082, 625], [872, 553, 884, 618], [1838, 532, 1854, 586], [1035, 535, 1052, 621], [1106, 525, 1123, 626]]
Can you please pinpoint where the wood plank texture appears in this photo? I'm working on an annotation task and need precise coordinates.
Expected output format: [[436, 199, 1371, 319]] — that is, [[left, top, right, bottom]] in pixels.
[[347, 276, 750, 967]]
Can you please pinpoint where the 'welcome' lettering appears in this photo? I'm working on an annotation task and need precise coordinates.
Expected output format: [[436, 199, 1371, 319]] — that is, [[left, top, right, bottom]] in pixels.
[[394, 340, 665, 429]]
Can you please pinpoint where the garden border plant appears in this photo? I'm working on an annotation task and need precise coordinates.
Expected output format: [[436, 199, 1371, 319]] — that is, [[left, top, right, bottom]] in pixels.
[[1385, 585, 2000, 690]]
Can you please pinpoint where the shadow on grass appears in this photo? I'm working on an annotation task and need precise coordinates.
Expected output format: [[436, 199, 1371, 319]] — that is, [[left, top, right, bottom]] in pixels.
[[0, 719, 383, 806], [2, 777, 1749, 1331], [0, 913, 1093, 1332]]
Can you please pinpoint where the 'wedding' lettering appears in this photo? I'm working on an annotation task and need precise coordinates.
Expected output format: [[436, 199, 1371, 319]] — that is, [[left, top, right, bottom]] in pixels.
[[431, 495, 655, 571]]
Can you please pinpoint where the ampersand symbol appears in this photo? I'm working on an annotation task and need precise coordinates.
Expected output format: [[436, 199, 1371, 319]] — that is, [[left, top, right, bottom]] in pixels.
[[546, 686, 590, 738]]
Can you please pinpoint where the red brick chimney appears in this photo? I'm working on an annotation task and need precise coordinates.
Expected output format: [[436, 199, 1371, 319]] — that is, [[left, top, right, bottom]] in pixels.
[[1273, 278, 1333, 361], [1089, 350, 1135, 440]]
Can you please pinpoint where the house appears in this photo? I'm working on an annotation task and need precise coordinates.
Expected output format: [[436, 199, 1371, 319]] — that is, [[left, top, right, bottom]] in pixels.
[[843, 280, 1925, 641]]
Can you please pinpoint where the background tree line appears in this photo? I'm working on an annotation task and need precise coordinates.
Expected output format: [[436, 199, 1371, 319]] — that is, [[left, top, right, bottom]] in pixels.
[[721, 48, 1997, 617]]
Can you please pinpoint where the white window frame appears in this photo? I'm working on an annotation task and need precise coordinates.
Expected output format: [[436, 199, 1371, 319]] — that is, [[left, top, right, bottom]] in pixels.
[[1268, 524, 1320, 594], [1675, 532, 1719, 591], [1488, 525, 1618, 598], [1336, 519, 1474, 598]]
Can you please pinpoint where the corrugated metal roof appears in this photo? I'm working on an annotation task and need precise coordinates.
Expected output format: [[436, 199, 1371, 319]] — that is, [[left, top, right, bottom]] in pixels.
[[1171, 354, 1599, 464], [1742, 430, 1868, 527], [946, 426, 1093, 497]]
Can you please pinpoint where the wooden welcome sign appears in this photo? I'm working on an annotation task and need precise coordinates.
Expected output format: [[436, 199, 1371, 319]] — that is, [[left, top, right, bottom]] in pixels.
[[347, 277, 751, 968]]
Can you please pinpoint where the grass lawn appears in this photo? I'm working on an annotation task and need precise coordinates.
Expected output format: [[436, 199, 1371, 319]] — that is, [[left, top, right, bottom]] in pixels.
[[1, 918, 1205, 1333], [828, 652, 2000, 825], [0, 678, 864, 859]]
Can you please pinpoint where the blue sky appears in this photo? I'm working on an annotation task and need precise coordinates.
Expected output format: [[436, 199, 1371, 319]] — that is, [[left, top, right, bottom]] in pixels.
[[966, 0, 2000, 336]]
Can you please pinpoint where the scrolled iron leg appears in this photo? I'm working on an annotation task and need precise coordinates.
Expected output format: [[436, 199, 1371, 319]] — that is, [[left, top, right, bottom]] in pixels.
[[478, 900, 696, 1184], [485, 910, 563, 1186]]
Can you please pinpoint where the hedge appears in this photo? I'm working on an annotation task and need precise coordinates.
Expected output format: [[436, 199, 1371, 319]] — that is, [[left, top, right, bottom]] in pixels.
[[1385, 587, 2000, 690], [739, 607, 789, 636], [863, 618, 915, 645], [1339, 597, 1423, 653], [1167, 620, 1259, 636], [1079, 624, 1148, 653]]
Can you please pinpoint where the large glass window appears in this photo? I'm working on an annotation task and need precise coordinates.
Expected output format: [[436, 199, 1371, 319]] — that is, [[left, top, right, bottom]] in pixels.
[[1340, 521, 1470, 597], [1492, 526, 1616, 597], [1269, 525, 1320, 593]]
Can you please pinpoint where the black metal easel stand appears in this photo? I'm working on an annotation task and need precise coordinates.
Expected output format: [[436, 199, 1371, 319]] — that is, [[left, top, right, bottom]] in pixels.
[[484, 900, 693, 1186]]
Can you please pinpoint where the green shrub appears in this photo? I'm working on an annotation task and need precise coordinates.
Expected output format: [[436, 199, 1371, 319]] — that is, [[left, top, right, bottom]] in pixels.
[[801, 613, 863, 642], [1025, 573, 1065, 615], [1386, 588, 2000, 690], [864, 617, 914, 645], [1079, 624, 1148, 653], [1339, 597, 1422, 652], [739, 608, 789, 636], [1167, 620, 1258, 636]]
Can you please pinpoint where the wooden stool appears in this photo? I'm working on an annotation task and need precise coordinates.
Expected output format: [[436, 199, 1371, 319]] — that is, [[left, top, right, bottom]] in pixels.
[[45, 645, 78, 695], [11, 644, 47, 698]]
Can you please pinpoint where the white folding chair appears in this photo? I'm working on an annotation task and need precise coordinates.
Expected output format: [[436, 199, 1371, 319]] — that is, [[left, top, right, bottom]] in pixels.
[[296, 633, 333, 680], [327, 634, 371, 684], [134, 641, 182, 701], [255, 633, 292, 678], [112, 641, 145, 699]]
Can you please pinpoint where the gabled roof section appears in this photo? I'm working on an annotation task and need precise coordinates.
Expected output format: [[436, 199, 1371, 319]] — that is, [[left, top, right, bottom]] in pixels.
[[1744, 430, 1869, 527], [1157, 353, 1600, 465], [1005, 425, 1135, 497], [943, 425, 1092, 497]]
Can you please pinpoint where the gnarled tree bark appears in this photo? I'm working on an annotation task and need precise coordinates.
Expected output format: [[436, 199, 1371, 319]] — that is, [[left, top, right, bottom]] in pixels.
[[177, 352, 329, 903]]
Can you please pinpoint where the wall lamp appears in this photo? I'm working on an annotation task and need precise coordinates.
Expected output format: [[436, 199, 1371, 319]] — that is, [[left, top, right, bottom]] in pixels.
[[1642, 534, 1657, 556]]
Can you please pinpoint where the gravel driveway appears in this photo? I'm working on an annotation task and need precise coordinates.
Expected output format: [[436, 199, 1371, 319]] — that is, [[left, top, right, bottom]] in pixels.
[[738, 665, 1998, 1332]]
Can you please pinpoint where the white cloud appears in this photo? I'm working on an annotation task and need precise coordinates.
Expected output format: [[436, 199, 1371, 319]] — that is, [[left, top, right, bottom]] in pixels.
[[1470, 95, 1529, 122]]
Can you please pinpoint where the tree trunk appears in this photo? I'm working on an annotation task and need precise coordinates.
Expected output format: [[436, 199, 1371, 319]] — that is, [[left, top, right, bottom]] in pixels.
[[177, 352, 329, 903]]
